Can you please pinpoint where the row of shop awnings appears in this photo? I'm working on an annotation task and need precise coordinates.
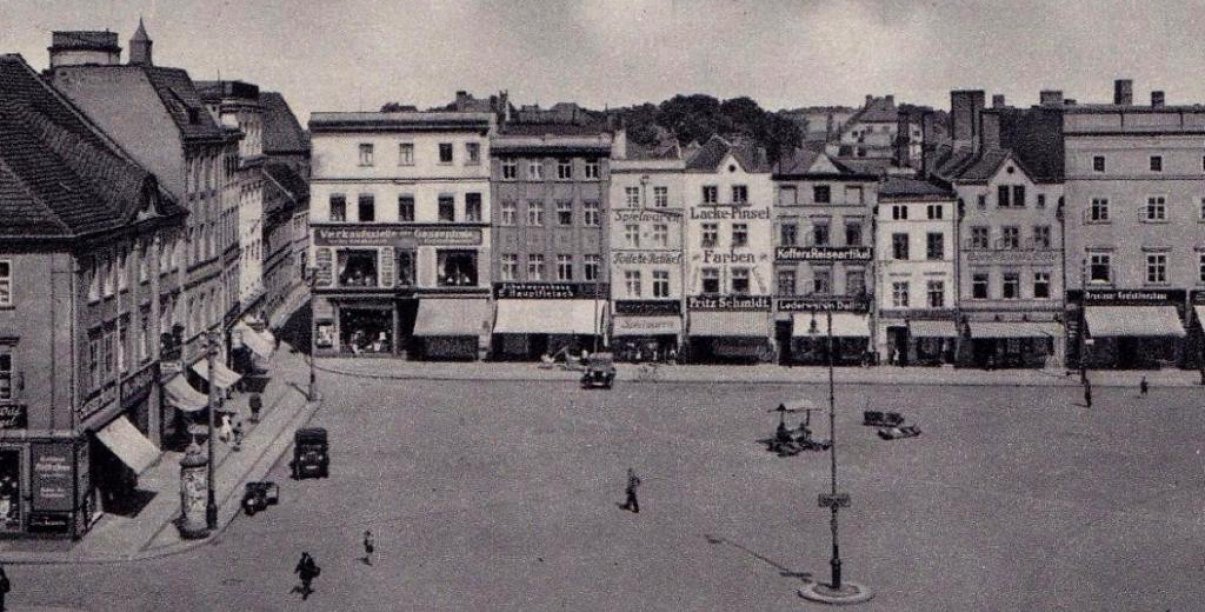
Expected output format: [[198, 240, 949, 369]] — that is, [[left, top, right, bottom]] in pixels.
[[234, 322, 276, 358], [1084, 305, 1188, 338], [96, 415, 161, 475], [162, 359, 243, 414]]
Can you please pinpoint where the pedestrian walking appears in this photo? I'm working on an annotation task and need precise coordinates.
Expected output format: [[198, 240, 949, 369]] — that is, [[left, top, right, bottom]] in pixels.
[[249, 393, 263, 423], [362, 530, 375, 566], [232, 420, 245, 451], [0, 562, 10, 611], [1139, 376, 1149, 397], [219, 413, 233, 443], [620, 468, 642, 513], [1083, 381, 1093, 409], [294, 552, 320, 600]]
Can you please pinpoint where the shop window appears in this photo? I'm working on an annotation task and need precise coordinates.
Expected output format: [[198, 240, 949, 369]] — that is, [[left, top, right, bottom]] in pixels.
[[702, 268, 720, 294], [624, 224, 640, 248], [585, 159, 600, 179], [502, 159, 517, 179], [500, 201, 517, 226], [339, 308, 392, 354], [397, 251, 415, 287], [972, 273, 989, 299], [732, 268, 751, 295], [702, 224, 718, 248], [813, 185, 830, 204], [891, 282, 909, 308], [624, 270, 642, 298], [583, 255, 600, 281], [527, 254, 544, 281], [330, 194, 347, 222], [438, 196, 456, 222], [732, 185, 748, 204], [439, 143, 454, 164], [0, 350, 11, 400], [527, 201, 544, 226], [358, 194, 375, 222], [557, 158, 573, 180], [652, 224, 669, 247], [556, 255, 574, 281], [438, 250, 478, 287], [1033, 271, 1051, 298], [811, 268, 830, 295], [0, 261, 10, 306], [892, 233, 909, 260], [927, 280, 944, 308], [780, 223, 798, 247], [583, 201, 600, 226], [1146, 253, 1168, 284], [845, 222, 862, 246], [0, 450, 20, 530], [732, 223, 749, 247], [847, 269, 866, 296], [1002, 272, 1020, 299], [653, 186, 668, 208], [1089, 253, 1111, 284], [337, 250, 378, 287], [466, 193, 483, 222], [652, 270, 670, 298], [500, 254, 518, 281], [398, 195, 415, 222], [777, 269, 797, 296], [926, 233, 944, 260], [812, 223, 830, 246], [466, 142, 481, 165], [556, 201, 573, 226]]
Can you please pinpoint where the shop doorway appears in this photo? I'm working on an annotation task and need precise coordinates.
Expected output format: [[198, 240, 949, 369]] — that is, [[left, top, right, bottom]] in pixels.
[[887, 327, 908, 366], [397, 299, 418, 357], [0, 450, 20, 532], [339, 308, 394, 355], [775, 321, 792, 365]]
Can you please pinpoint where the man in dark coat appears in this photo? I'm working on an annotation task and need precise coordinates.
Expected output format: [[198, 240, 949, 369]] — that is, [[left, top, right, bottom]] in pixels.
[[295, 552, 319, 599], [621, 468, 642, 513], [1083, 381, 1093, 409]]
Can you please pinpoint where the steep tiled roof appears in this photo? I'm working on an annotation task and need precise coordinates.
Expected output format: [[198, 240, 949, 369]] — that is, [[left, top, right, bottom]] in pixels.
[[878, 176, 953, 199], [141, 66, 226, 141], [260, 91, 309, 154], [263, 162, 308, 203], [684, 135, 770, 173], [0, 54, 182, 238], [950, 148, 1012, 182], [850, 96, 897, 124]]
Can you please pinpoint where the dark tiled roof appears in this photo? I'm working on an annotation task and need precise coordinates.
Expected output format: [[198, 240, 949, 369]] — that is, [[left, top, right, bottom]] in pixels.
[[50, 31, 119, 51], [950, 148, 1012, 182], [499, 122, 608, 137], [684, 135, 770, 172], [263, 162, 308, 203], [260, 92, 309, 154], [0, 54, 182, 238], [834, 158, 893, 176], [878, 176, 953, 199], [141, 66, 226, 141], [850, 96, 897, 123]]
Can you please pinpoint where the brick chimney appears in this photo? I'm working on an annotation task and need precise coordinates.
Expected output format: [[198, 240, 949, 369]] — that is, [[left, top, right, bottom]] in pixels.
[[981, 111, 1001, 151], [1151, 91, 1165, 108], [1113, 79, 1133, 105], [1039, 90, 1063, 107], [921, 111, 938, 178], [992, 94, 1006, 109], [895, 110, 911, 168], [950, 90, 986, 153]]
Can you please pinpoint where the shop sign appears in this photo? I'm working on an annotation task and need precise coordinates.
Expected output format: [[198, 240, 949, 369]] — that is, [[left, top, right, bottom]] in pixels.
[[776, 246, 872, 262], [614, 316, 681, 334], [28, 513, 71, 532], [776, 297, 869, 313], [0, 405, 26, 429], [313, 225, 482, 247], [1082, 289, 1182, 305], [966, 250, 1057, 263], [31, 443, 74, 512], [1194, 291, 1205, 305], [688, 207, 772, 220], [494, 283, 607, 299], [614, 300, 681, 316], [612, 251, 683, 266], [315, 248, 334, 287], [414, 228, 482, 246], [77, 387, 116, 423], [121, 363, 159, 410], [687, 295, 771, 311], [612, 210, 681, 223], [700, 250, 765, 265]]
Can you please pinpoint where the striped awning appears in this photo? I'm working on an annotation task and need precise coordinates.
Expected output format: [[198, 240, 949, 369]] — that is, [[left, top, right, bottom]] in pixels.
[[191, 359, 243, 390]]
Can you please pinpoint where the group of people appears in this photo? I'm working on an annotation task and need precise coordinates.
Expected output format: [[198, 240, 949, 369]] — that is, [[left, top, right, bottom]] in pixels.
[[616, 342, 679, 364]]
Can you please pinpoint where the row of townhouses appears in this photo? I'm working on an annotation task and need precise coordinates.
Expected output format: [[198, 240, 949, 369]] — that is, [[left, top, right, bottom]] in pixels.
[[309, 81, 1205, 374], [0, 25, 311, 538]]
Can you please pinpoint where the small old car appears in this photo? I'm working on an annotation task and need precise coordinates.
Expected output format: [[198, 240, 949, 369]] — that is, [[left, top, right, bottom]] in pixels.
[[580, 353, 616, 389], [877, 425, 922, 440], [863, 410, 905, 428], [241, 481, 280, 516], [292, 428, 329, 479]]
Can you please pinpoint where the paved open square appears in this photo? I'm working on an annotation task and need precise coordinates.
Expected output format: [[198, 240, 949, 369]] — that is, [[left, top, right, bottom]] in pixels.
[[7, 365, 1205, 611]]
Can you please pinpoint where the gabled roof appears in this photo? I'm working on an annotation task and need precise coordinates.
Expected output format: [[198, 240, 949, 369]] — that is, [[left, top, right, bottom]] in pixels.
[[949, 148, 1043, 184], [0, 54, 182, 239], [139, 66, 226, 141], [259, 92, 309, 154], [848, 95, 897, 124], [773, 147, 870, 177], [684, 134, 770, 173], [263, 162, 309, 203]]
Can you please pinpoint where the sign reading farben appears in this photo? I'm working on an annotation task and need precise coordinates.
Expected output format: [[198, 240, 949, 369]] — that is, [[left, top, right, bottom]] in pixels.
[[775, 246, 872, 262]]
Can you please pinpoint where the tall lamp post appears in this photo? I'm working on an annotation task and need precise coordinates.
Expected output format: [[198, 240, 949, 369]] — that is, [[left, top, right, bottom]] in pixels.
[[307, 273, 318, 401], [203, 330, 220, 530]]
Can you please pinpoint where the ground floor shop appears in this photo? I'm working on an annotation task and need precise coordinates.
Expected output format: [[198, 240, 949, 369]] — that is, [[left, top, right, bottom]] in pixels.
[[612, 315, 682, 363], [960, 318, 1063, 369], [780, 311, 872, 366], [1069, 290, 1190, 370], [312, 294, 488, 360], [492, 298, 607, 361], [879, 315, 958, 366], [687, 308, 771, 364]]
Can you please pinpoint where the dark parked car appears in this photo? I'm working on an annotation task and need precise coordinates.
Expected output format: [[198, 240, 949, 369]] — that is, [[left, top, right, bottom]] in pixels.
[[292, 428, 329, 479], [580, 353, 616, 389], [242, 481, 279, 515]]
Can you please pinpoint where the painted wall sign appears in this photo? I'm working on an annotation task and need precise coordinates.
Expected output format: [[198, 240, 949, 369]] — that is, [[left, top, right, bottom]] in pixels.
[[688, 207, 772, 220], [614, 300, 681, 316], [687, 295, 771, 311], [0, 404, 26, 429], [493, 282, 609, 300], [965, 250, 1057, 263], [120, 363, 159, 410], [776, 246, 872, 262], [697, 250, 765, 264], [77, 387, 115, 423], [31, 443, 74, 512], [776, 297, 869, 313], [1082, 289, 1183, 305], [611, 251, 683, 266], [313, 225, 482, 247], [315, 248, 333, 287], [614, 317, 681, 334], [612, 210, 681, 223]]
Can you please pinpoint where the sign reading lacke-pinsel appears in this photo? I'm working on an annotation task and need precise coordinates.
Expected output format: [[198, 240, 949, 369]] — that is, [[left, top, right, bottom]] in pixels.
[[775, 246, 872, 262]]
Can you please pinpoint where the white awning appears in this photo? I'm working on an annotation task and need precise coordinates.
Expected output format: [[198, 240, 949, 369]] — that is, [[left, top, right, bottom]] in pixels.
[[414, 299, 489, 336], [234, 322, 274, 359], [163, 375, 208, 412], [909, 320, 958, 338], [1085, 306, 1186, 338], [95, 416, 160, 474], [689, 311, 767, 337], [969, 321, 1062, 339], [791, 313, 870, 338], [191, 359, 243, 390], [1195, 305, 1205, 328], [493, 300, 605, 335], [612, 316, 682, 337]]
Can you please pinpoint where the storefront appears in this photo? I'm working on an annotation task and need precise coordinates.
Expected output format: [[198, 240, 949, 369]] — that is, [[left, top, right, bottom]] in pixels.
[[878, 312, 958, 367], [412, 298, 489, 360], [1193, 292, 1205, 371], [28, 439, 90, 538], [611, 300, 683, 363], [965, 319, 1062, 369], [1070, 290, 1188, 369], [776, 297, 871, 365], [686, 295, 771, 363], [492, 283, 608, 360]]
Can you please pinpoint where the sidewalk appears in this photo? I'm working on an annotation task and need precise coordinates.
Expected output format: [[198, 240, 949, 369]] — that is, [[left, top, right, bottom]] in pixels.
[[317, 358, 1205, 389], [0, 341, 322, 565]]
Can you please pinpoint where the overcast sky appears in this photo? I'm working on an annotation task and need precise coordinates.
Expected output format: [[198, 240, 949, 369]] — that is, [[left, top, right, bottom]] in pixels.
[[5, 0, 1204, 123]]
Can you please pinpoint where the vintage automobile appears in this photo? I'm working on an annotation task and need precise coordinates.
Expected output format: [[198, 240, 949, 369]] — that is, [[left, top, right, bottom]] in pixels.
[[863, 410, 905, 428], [292, 428, 329, 479], [877, 425, 922, 440], [242, 481, 280, 516], [580, 353, 616, 389]]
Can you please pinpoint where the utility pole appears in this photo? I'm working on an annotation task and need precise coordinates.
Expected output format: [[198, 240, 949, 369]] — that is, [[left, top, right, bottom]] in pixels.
[[204, 331, 218, 530]]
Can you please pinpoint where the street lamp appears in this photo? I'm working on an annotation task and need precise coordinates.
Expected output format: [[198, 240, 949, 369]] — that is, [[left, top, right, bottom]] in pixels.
[[307, 274, 318, 401], [203, 330, 220, 530]]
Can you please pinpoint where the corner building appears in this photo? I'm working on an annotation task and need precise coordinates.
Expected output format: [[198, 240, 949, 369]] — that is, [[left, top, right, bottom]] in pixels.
[[309, 112, 494, 360]]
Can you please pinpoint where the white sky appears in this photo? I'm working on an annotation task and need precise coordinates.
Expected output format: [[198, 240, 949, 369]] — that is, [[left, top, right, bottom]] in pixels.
[[4, 0, 1203, 123]]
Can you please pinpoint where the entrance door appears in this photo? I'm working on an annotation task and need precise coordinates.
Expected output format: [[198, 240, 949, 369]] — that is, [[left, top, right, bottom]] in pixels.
[[396, 299, 418, 357], [1117, 337, 1138, 369], [775, 321, 792, 365], [888, 327, 908, 366]]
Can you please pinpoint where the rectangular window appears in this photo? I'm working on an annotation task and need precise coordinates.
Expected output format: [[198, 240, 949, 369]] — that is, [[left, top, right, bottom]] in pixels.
[[102, 257, 114, 297], [439, 143, 453, 164], [528, 161, 543, 180], [732, 223, 748, 247], [1089, 253, 1111, 284], [1145, 196, 1167, 221], [1200, 253, 1205, 284], [138, 245, 149, 283], [777, 269, 797, 296], [891, 282, 909, 308], [970, 226, 990, 249], [1150, 155, 1163, 172], [584, 159, 600, 179], [1000, 226, 1020, 250], [1012, 185, 1026, 208], [330, 194, 347, 222], [1037, 193, 1047, 209], [732, 268, 751, 294], [732, 185, 748, 204], [358, 194, 375, 222], [624, 224, 641, 248], [972, 272, 989, 299], [1033, 271, 1051, 298], [502, 159, 517, 180], [625, 187, 640, 208], [926, 280, 944, 308], [702, 185, 718, 204], [465, 142, 480, 165], [1200, 197, 1205, 220], [117, 250, 128, 291], [652, 270, 670, 298], [926, 233, 944, 260], [653, 186, 668, 208], [891, 205, 908, 220], [0, 350, 11, 400], [926, 204, 943, 219], [438, 196, 455, 222], [844, 221, 862, 246], [583, 254, 600, 281], [1032, 225, 1051, 249], [1093, 156, 1105, 172], [557, 158, 572, 180], [811, 268, 830, 295], [812, 222, 830, 246], [624, 270, 642, 297], [465, 193, 482, 222], [1146, 253, 1167, 284], [500, 254, 518, 281], [437, 250, 478, 286], [337, 250, 379, 287], [556, 201, 573, 225], [702, 223, 718, 248], [997, 185, 1011, 208], [88, 335, 100, 391], [780, 223, 798, 247], [1090, 198, 1110, 222], [118, 325, 128, 373], [527, 201, 544, 226], [397, 251, 415, 286], [977, 194, 987, 209], [813, 185, 831, 203], [500, 201, 517, 226], [556, 254, 574, 281], [398, 195, 415, 222], [1002, 272, 1020, 299], [702, 268, 720, 294], [583, 201, 600, 226], [399, 142, 415, 166], [358, 143, 374, 166], [892, 233, 909, 260], [847, 269, 866, 296], [652, 224, 669, 247]]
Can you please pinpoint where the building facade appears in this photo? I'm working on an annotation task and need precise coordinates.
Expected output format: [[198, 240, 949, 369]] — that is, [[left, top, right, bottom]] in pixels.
[[489, 124, 612, 360], [309, 112, 495, 359]]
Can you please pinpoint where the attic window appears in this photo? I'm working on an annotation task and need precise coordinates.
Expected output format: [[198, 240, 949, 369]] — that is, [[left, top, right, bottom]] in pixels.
[[1006, 166, 1015, 174], [728, 164, 737, 173], [187, 108, 200, 124]]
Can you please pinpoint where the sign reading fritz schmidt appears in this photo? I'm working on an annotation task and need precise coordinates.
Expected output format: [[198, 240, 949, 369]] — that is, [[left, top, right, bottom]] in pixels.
[[687, 295, 771, 311], [776, 246, 872, 262], [313, 225, 482, 247]]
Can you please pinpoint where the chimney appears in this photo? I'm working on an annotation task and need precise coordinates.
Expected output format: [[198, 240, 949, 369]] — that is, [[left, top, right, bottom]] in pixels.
[[1113, 79, 1133, 105], [950, 90, 986, 153], [921, 111, 938, 178], [128, 18, 153, 66], [992, 94, 1006, 109], [1151, 91, 1165, 108], [885, 95, 895, 107], [48, 31, 121, 68], [456, 90, 469, 108], [1039, 90, 1063, 107], [895, 110, 911, 168], [981, 111, 1001, 150], [1065, 99, 1078, 106]]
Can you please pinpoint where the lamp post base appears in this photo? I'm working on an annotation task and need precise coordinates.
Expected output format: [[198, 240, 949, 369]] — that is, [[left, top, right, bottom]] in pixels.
[[798, 581, 874, 606]]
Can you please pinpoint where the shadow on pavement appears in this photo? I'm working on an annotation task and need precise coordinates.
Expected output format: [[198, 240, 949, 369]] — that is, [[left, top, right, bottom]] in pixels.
[[703, 534, 813, 581]]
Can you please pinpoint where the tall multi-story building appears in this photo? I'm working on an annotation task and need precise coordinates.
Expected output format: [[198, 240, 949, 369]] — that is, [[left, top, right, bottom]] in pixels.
[[489, 123, 612, 360], [682, 136, 774, 363], [259, 91, 312, 322], [46, 24, 242, 375], [0, 54, 189, 537], [771, 148, 879, 365], [875, 177, 959, 365], [1062, 80, 1205, 369], [308, 111, 495, 360], [608, 131, 686, 361]]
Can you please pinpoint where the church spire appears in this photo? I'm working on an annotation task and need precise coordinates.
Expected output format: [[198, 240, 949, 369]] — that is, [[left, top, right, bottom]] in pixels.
[[129, 18, 153, 66]]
